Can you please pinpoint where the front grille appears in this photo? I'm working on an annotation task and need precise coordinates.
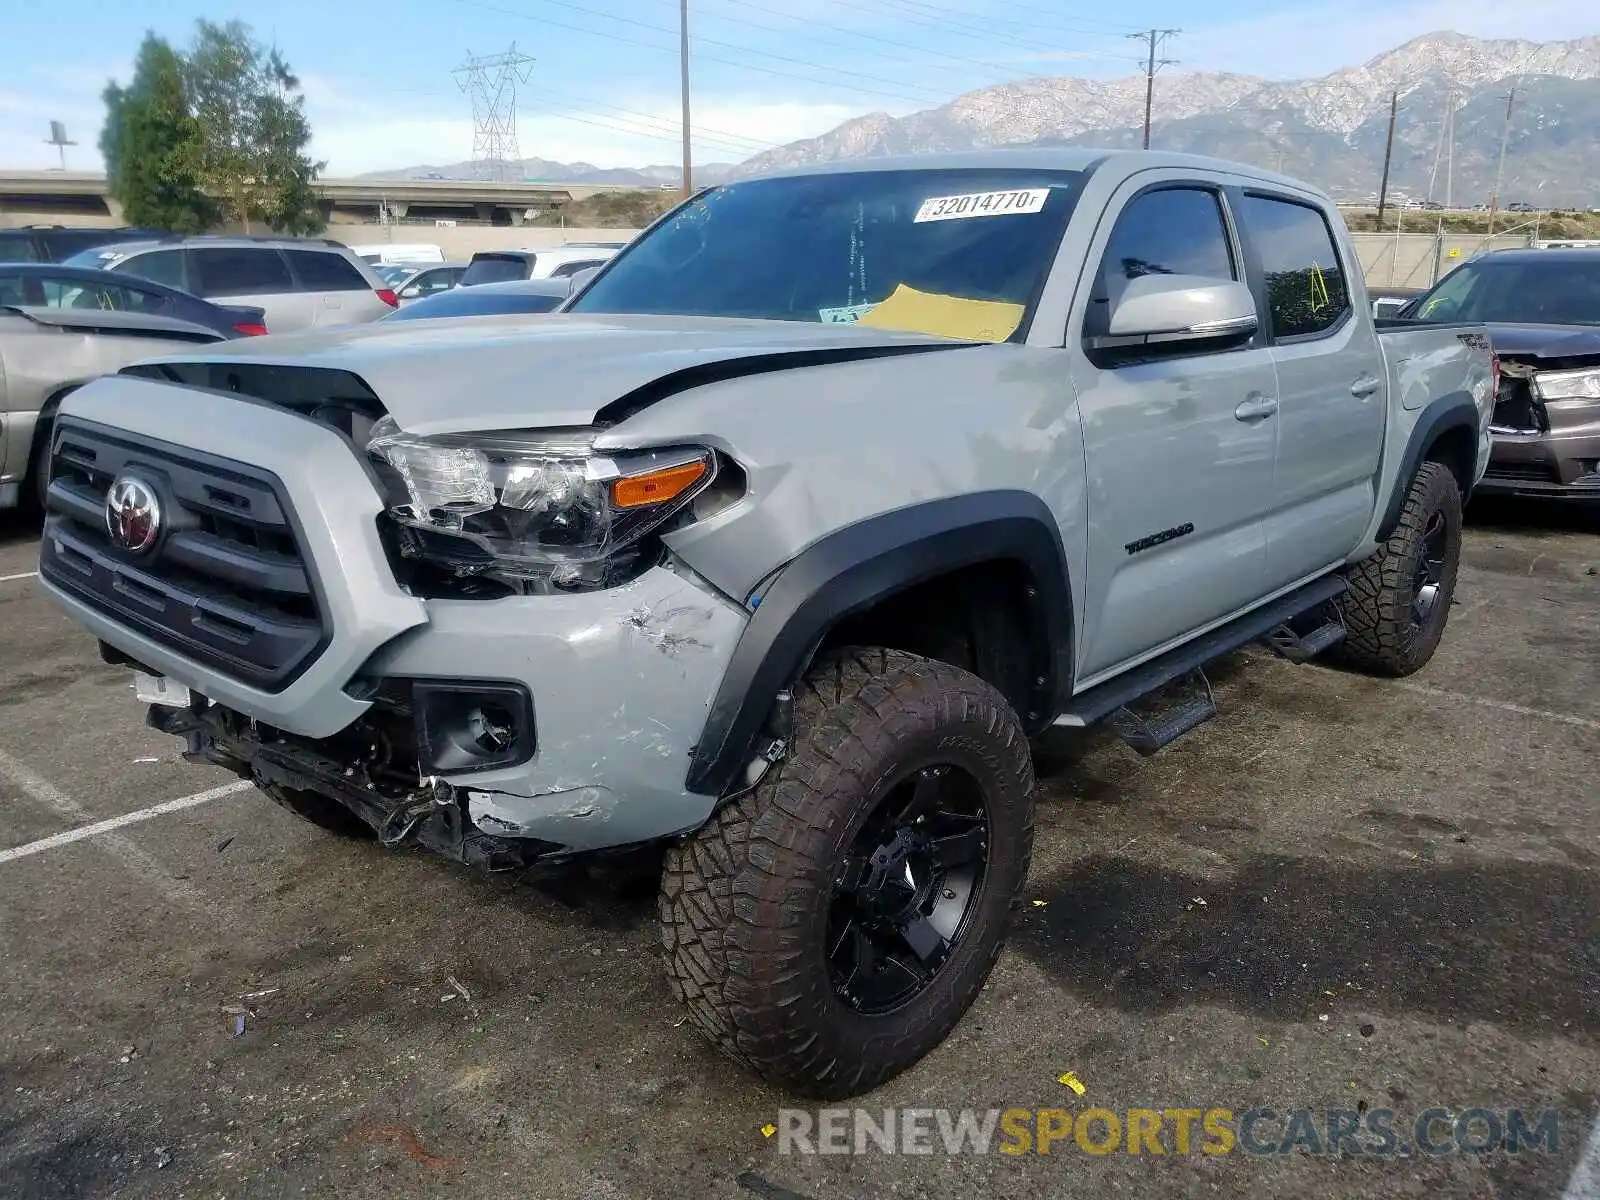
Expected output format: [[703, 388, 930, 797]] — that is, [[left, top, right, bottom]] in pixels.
[[1489, 375, 1547, 434], [38, 419, 328, 691], [1483, 461, 1559, 483]]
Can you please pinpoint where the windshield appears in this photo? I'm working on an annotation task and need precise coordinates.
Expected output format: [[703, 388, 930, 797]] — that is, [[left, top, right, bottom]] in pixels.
[[569, 168, 1085, 342], [1406, 258, 1600, 326]]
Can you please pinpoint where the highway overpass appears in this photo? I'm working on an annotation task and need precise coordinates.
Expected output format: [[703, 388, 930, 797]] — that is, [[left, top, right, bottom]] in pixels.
[[0, 169, 638, 230]]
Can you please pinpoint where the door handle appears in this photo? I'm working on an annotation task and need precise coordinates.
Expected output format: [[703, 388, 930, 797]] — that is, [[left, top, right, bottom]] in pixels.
[[1234, 394, 1279, 421], [1351, 375, 1381, 397]]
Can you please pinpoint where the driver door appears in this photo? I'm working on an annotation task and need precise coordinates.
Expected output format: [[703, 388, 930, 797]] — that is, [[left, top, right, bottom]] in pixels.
[[1067, 178, 1280, 685]]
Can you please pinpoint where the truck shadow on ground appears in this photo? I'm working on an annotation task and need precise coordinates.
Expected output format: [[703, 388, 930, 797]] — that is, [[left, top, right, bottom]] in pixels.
[[1466, 494, 1600, 535], [1010, 851, 1599, 1036]]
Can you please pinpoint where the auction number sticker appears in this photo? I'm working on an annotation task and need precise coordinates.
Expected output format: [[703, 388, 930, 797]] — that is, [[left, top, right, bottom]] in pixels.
[[913, 188, 1049, 223]]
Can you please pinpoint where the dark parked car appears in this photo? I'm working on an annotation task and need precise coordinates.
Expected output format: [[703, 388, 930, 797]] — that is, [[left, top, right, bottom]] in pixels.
[[0, 263, 268, 338], [381, 277, 573, 322], [1396, 247, 1600, 498], [0, 225, 167, 264]]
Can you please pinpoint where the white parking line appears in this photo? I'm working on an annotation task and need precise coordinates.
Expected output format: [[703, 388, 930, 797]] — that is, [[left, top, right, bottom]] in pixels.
[[0, 570, 38, 583], [0, 779, 252, 865], [1564, 1113, 1600, 1200], [1393, 681, 1600, 734], [0, 746, 244, 908]]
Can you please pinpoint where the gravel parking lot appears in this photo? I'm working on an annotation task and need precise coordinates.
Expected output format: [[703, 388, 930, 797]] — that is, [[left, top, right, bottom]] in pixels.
[[1, 500, 1595, 1200]]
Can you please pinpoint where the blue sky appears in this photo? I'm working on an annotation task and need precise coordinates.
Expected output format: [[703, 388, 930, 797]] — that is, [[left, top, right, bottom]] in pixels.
[[0, 0, 1593, 173]]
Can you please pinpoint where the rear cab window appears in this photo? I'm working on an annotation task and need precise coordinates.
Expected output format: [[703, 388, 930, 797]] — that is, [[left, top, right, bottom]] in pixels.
[[1238, 194, 1350, 340], [285, 249, 370, 291], [461, 255, 533, 286], [192, 248, 294, 297]]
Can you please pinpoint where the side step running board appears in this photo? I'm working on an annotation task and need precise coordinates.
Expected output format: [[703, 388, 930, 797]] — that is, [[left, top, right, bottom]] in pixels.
[[1264, 614, 1346, 662], [1057, 574, 1349, 728], [1108, 668, 1217, 756]]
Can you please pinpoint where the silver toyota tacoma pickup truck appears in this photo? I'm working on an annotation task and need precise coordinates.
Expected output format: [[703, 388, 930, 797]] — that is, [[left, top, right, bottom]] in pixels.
[[39, 151, 1496, 1098]]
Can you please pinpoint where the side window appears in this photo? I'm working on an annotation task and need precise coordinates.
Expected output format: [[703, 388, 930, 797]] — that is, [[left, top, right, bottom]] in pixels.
[[0, 274, 35, 305], [285, 249, 368, 291], [115, 284, 170, 315], [193, 248, 294, 297], [121, 250, 188, 290], [1097, 188, 1236, 302], [0, 236, 41, 262], [549, 259, 603, 279], [1239, 195, 1350, 339]]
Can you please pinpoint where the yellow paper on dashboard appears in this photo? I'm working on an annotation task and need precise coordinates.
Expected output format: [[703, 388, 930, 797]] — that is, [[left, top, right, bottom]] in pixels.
[[856, 283, 1024, 343]]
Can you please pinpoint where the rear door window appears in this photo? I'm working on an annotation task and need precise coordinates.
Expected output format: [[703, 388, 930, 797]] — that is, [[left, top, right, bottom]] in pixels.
[[285, 249, 369, 291], [1238, 194, 1350, 339], [192, 248, 294, 297], [120, 249, 189, 289]]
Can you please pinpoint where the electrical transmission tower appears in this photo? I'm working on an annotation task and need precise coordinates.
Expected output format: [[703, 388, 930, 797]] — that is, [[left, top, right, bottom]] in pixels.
[[453, 45, 535, 181]]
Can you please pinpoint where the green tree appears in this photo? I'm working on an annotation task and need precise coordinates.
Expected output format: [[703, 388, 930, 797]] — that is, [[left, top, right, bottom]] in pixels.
[[99, 34, 216, 232], [183, 20, 325, 234]]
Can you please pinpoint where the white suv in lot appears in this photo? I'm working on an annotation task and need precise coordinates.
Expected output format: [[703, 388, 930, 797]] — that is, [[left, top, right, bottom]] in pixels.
[[65, 236, 399, 333]]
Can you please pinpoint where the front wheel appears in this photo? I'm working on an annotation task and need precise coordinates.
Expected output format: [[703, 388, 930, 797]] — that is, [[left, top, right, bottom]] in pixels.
[[659, 647, 1035, 1098], [1339, 461, 1463, 676]]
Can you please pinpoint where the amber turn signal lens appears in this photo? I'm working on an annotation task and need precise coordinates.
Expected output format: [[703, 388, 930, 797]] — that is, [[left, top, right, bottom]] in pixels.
[[611, 459, 708, 509]]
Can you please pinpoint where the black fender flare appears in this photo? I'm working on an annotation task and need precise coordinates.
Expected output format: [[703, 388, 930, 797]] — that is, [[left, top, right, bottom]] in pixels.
[[684, 490, 1073, 798], [1376, 391, 1480, 541]]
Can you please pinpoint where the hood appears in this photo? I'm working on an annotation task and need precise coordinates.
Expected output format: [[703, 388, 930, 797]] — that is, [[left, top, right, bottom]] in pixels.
[[133, 313, 973, 437], [1485, 323, 1600, 364]]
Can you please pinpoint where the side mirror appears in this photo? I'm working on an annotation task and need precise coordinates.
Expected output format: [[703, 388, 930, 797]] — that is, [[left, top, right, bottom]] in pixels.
[[1371, 297, 1409, 319], [1106, 275, 1258, 344], [399, 284, 420, 299]]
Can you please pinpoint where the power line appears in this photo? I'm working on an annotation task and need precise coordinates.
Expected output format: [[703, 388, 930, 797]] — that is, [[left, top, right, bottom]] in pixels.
[[1128, 28, 1179, 149], [702, 0, 1054, 82], [498, 0, 961, 104], [447, 0, 968, 108]]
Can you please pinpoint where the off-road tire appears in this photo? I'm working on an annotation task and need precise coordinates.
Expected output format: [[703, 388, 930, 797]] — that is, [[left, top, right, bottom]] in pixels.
[[1339, 461, 1463, 677], [659, 647, 1035, 1098], [259, 782, 374, 838]]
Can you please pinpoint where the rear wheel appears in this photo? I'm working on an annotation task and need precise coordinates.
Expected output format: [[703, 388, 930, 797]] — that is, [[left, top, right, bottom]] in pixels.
[[1339, 461, 1463, 676], [659, 647, 1035, 1098]]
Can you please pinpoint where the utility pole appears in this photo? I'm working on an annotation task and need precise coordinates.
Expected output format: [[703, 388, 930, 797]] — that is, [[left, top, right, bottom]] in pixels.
[[680, 0, 693, 199], [1444, 84, 1456, 210], [1486, 86, 1516, 234], [1376, 90, 1398, 225], [1127, 28, 1179, 150]]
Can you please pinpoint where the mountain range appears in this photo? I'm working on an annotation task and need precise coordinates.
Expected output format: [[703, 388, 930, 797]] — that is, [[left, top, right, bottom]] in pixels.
[[364, 33, 1600, 206]]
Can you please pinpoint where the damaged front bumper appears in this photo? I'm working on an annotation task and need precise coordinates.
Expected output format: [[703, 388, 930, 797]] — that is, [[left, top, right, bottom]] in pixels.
[[132, 565, 750, 863]]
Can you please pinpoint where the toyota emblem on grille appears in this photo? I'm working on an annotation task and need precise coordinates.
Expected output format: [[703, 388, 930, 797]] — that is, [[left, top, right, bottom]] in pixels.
[[105, 475, 162, 554]]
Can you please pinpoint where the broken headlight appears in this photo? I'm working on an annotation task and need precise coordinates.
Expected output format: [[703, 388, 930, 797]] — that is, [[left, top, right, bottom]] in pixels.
[[1533, 367, 1600, 405], [366, 415, 715, 591]]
